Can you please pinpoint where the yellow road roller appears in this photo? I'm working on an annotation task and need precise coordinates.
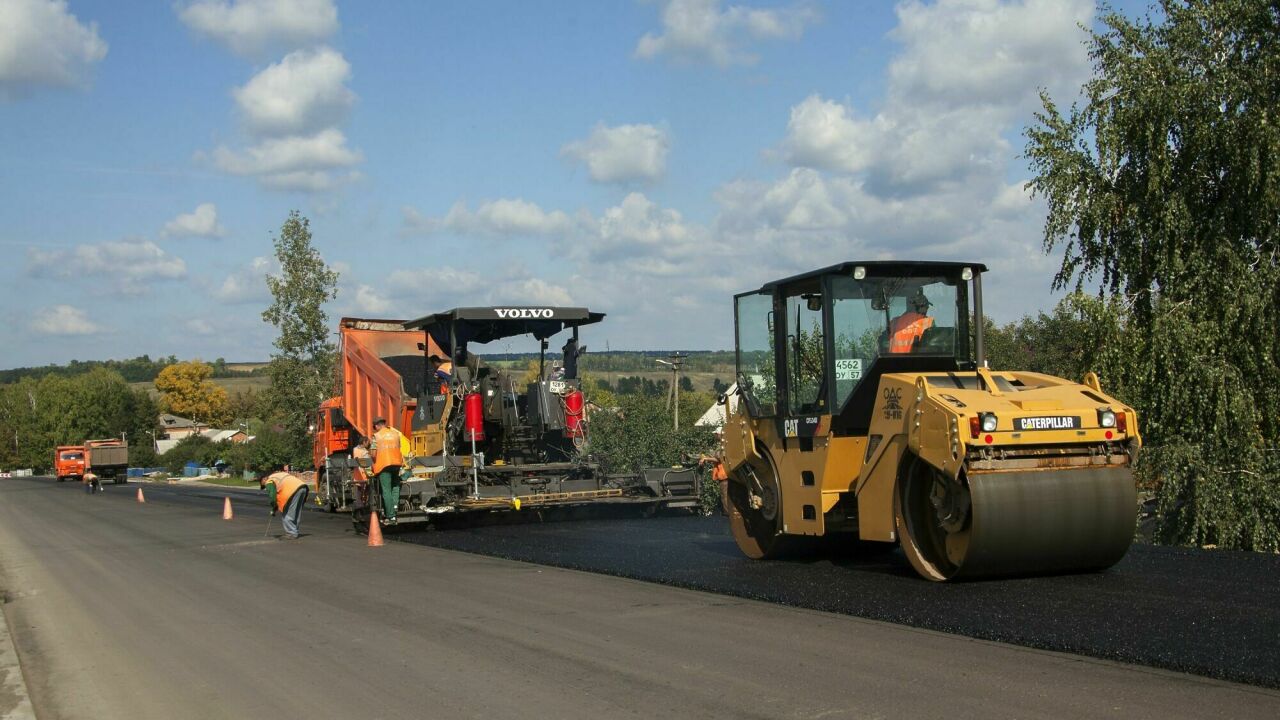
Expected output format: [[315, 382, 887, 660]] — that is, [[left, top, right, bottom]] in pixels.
[[722, 261, 1140, 581]]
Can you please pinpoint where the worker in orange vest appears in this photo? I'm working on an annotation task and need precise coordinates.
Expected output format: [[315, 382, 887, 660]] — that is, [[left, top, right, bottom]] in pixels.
[[698, 450, 732, 515], [263, 468, 309, 539], [372, 417, 410, 525], [888, 290, 935, 354]]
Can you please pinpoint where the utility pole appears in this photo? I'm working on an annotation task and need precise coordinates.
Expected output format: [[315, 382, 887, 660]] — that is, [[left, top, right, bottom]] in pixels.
[[655, 352, 687, 431]]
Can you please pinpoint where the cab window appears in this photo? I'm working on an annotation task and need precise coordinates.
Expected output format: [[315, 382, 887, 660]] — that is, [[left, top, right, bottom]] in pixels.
[[783, 286, 826, 415], [830, 274, 963, 408], [734, 292, 777, 416]]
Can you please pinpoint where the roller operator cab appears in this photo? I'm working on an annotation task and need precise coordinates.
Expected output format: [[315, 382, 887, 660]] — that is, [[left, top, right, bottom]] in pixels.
[[723, 261, 1141, 581]]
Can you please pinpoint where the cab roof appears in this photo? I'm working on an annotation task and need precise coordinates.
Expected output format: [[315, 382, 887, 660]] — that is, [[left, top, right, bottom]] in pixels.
[[403, 306, 605, 348], [750, 261, 989, 293]]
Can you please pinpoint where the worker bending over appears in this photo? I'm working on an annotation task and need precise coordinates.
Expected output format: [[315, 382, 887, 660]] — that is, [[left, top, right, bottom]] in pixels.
[[263, 468, 309, 540]]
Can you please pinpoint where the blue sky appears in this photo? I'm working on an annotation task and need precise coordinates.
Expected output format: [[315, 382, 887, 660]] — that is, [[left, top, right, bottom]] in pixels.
[[0, 0, 1148, 367]]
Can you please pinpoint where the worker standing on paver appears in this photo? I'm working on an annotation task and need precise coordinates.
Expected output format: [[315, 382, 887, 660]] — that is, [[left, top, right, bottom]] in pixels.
[[263, 468, 309, 539], [372, 418, 410, 525]]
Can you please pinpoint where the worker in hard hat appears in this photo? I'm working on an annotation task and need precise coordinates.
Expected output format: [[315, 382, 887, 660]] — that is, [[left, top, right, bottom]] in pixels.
[[371, 417, 411, 525], [888, 289, 935, 354], [263, 468, 309, 539]]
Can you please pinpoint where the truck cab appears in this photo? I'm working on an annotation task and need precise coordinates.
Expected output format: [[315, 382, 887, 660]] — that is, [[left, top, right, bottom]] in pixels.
[[55, 446, 86, 482]]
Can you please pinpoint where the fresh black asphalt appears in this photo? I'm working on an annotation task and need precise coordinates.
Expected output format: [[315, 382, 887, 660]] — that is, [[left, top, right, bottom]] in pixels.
[[156, 482, 1280, 688], [393, 509, 1280, 689]]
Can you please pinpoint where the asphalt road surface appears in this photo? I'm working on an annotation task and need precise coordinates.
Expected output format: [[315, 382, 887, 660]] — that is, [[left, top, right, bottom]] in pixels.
[[1, 476, 1277, 720], [400, 509, 1280, 688]]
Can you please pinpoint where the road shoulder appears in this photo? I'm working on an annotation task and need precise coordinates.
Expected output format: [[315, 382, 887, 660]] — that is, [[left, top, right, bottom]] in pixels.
[[0, 591, 35, 720]]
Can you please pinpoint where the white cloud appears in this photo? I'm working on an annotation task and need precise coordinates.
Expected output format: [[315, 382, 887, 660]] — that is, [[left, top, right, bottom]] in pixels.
[[778, 95, 880, 174], [233, 46, 354, 136], [161, 203, 226, 239], [211, 256, 273, 303], [209, 128, 362, 192], [352, 284, 392, 315], [27, 240, 186, 294], [888, 0, 1093, 110], [29, 305, 98, 336], [334, 264, 575, 321], [403, 199, 578, 238], [591, 192, 706, 265], [185, 318, 216, 336], [0, 0, 108, 100], [177, 0, 338, 58], [562, 124, 669, 184], [635, 0, 818, 67], [778, 0, 1092, 197]]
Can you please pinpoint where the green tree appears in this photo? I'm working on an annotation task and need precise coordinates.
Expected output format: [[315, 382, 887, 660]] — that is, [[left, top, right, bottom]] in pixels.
[[0, 369, 156, 472], [261, 211, 339, 466], [1025, 0, 1280, 550], [585, 393, 717, 476]]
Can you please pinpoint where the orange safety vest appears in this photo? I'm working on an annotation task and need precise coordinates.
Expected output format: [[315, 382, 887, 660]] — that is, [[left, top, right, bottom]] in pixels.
[[266, 471, 307, 513], [888, 312, 934, 354], [712, 462, 728, 482], [372, 426, 406, 474]]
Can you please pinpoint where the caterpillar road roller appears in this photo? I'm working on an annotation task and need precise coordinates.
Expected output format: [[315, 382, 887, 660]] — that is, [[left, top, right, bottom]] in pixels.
[[722, 261, 1140, 581]]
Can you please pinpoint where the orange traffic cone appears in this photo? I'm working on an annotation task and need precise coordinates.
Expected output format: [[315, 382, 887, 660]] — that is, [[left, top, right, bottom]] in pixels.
[[222, 497, 234, 520], [136, 487, 145, 503], [367, 512, 384, 547]]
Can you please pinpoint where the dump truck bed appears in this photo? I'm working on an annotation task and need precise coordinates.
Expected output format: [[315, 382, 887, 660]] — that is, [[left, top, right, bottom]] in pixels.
[[339, 318, 444, 440]]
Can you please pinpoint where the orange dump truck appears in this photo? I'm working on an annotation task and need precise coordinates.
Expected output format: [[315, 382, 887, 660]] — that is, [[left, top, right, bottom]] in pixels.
[[55, 439, 128, 484], [55, 445, 86, 482], [312, 317, 436, 512]]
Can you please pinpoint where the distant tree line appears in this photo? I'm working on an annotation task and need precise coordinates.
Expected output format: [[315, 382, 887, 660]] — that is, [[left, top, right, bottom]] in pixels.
[[0, 368, 159, 471], [0, 354, 266, 385]]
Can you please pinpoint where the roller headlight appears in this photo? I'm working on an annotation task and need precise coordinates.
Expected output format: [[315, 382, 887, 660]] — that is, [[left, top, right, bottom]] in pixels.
[[980, 413, 999, 433], [1098, 409, 1116, 428]]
